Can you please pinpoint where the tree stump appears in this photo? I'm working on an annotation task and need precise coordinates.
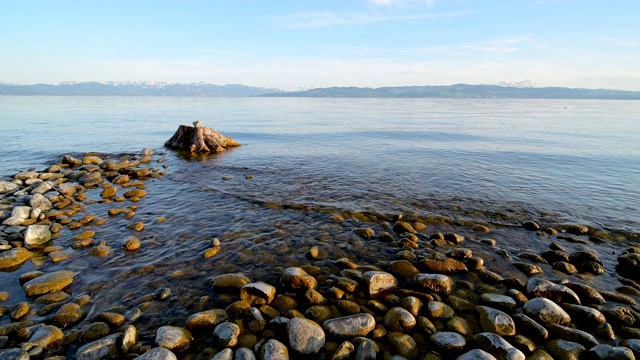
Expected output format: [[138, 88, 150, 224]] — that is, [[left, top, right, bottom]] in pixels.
[[164, 122, 241, 153]]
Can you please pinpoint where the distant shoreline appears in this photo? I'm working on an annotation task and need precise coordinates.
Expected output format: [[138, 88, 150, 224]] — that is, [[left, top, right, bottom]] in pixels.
[[1, 82, 639, 99]]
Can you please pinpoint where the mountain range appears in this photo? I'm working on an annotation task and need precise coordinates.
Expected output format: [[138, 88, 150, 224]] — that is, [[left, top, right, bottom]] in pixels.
[[1, 81, 639, 99]]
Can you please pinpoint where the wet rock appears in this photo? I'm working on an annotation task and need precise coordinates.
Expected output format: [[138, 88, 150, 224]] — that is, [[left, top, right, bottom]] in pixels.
[[0, 247, 32, 270], [212, 348, 233, 360], [0, 348, 30, 360], [81, 322, 111, 343], [414, 273, 452, 293], [155, 326, 192, 352], [553, 261, 578, 274], [323, 313, 376, 337], [563, 283, 605, 305], [214, 322, 240, 347], [476, 306, 516, 336], [240, 282, 276, 305], [473, 332, 525, 360], [354, 228, 375, 239], [10, 302, 29, 321], [601, 305, 638, 327], [246, 307, 266, 332], [76, 333, 119, 360], [545, 339, 585, 360], [541, 250, 570, 264], [561, 303, 605, 328], [523, 221, 540, 231], [523, 298, 571, 325], [0, 181, 18, 194], [280, 267, 317, 291], [425, 301, 455, 319], [548, 323, 598, 348], [457, 349, 497, 360], [393, 222, 415, 234], [27, 325, 64, 349], [619, 339, 640, 358], [212, 273, 251, 291], [512, 262, 543, 276], [384, 307, 416, 332], [95, 312, 125, 328], [49, 303, 82, 327], [583, 344, 634, 360], [134, 347, 178, 360], [24, 224, 51, 245], [419, 257, 468, 274], [260, 339, 289, 360], [121, 325, 137, 353], [362, 271, 397, 297], [480, 293, 517, 312], [561, 223, 589, 235], [354, 338, 378, 360], [185, 309, 228, 332], [389, 260, 420, 280], [122, 236, 141, 251], [525, 278, 580, 304], [23, 270, 74, 297], [331, 341, 355, 360], [444, 233, 465, 244], [430, 331, 466, 352], [287, 317, 325, 354], [90, 245, 111, 257], [447, 316, 470, 335], [387, 332, 418, 359], [617, 253, 640, 280], [235, 347, 256, 360]]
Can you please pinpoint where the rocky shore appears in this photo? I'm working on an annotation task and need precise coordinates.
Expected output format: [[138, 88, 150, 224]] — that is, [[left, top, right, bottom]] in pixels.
[[1, 150, 640, 360]]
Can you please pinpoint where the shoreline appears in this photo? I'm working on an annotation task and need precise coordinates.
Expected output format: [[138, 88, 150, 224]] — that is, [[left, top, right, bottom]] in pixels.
[[1, 150, 640, 359]]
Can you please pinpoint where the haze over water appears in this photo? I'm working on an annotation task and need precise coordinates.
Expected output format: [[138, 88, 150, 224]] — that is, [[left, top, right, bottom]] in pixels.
[[1, 96, 638, 234]]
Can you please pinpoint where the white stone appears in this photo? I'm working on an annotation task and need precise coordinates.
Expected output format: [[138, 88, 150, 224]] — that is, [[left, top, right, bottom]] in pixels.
[[287, 317, 325, 354], [24, 224, 52, 245]]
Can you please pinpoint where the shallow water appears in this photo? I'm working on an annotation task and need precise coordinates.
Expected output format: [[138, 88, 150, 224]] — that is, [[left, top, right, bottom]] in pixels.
[[1, 97, 640, 355]]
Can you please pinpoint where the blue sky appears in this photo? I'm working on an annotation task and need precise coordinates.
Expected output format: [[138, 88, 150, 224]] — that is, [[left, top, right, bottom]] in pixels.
[[1, 0, 639, 90]]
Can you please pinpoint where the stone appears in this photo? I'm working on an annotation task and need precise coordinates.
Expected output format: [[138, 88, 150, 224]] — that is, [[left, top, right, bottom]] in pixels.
[[354, 338, 377, 360], [619, 339, 640, 358], [246, 307, 266, 332], [476, 306, 516, 336], [49, 303, 82, 327], [425, 301, 455, 319], [260, 339, 289, 360], [525, 278, 581, 304], [545, 339, 585, 360], [240, 282, 276, 305], [419, 257, 468, 274], [473, 332, 525, 360], [512, 262, 543, 276], [24, 224, 52, 245], [354, 228, 375, 239], [235, 347, 256, 360], [547, 324, 598, 349], [512, 313, 548, 340], [563, 283, 605, 304], [384, 307, 416, 332], [457, 349, 497, 360], [331, 341, 355, 360], [122, 236, 141, 251], [27, 325, 64, 350], [134, 347, 178, 360], [81, 322, 111, 343], [553, 261, 578, 274], [0, 181, 18, 193], [155, 326, 192, 352], [561, 303, 605, 328], [0, 247, 32, 270], [323, 313, 376, 337], [30, 193, 52, 211], [0, 348, 29, 360], [583, 344, 635, 360], [523, 298, 571, 325], [211, 273, 251, 290], [121, 325, 138, 353], [287, 317, 325, 354], [414, 273, 452, 293], [362, 271, 397, 297], [185, 309, 228, 332], [601, 305, 638, 327], [76, 333, 119, 360], [387, 332, 418, 359], [480, 293, 517, 312], [430, 331, 466, 351], [212, 348, 233, 360], [444, 233, 465, 243], [214, 322, 240, 347], [23, 270, 74, 297], [617, 253, 640, 280], [280, 267, 317, 290], [10, 302, 29, 321], [165, 125, 241, 153]]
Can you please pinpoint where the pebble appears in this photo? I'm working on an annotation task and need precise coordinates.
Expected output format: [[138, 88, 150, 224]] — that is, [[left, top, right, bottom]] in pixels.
[[155, 326, 192, 352], [240, 282, 276, 305], [362, 271, 397, 297], [323, 313, 376, 337], [430, 331, 466, 351], [22, 270, 74, 297], [186, 309, 228, 332], [413, 273, 452, 293], [214, 322, 240, 347], [75, 333, 120, 360], [261, 339, 289, 360], [287, 317, 325, 354], [134, 347, 178, 360], [476, 305, 516, 336]]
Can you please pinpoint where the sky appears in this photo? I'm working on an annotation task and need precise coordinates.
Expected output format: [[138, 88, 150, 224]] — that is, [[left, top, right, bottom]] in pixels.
[[1, 0, 639, 90]]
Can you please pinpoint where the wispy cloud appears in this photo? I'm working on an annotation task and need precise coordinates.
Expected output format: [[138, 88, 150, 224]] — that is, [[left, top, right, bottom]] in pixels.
[[270, 10, 462, 29]]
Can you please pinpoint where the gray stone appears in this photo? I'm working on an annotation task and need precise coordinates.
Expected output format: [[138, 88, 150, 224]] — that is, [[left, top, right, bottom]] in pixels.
[[619, 339, 640, 358], [476, 306, 516, 336], [27, 325, 64, 349], [561, 303, 605, 328], [0, 348, 29, 360], [236, 347, 257, 360], [473, 332, 525, 360], [523, 298, 571, 325], [260, 339, 288, 360], [480, 293, 517, 311], [155, 326, 192, 353], [214, 322, 240, 347], [431, 331, 466, 351], [134, 347, 178, 360], [526, 278, 581, 304], [75, 333, 120, 360], [0, 181, 18, 194], [548, 324, 598, 349], [212, 348, 233, 360], [323, 313, 376, 337], [29, 193, 52, 212], [457, 349, 497, 360], [383, 307, 416, 332], [287, 317, 325, 354], [362, 271, 397, 297], [512, 313, 548, 340], [583, 344, 634, 360], [24, 224, 51, 245]]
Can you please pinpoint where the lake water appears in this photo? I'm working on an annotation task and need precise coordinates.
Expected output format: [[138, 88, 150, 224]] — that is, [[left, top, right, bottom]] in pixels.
[[1, 96, 639, 233], [2, 96, 640, 353]]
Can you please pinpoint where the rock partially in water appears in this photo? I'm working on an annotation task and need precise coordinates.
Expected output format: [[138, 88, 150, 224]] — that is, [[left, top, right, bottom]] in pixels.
[[525, 278, 581, 304], [23, 270, 74, 297], [75, 333, 120, 360], [165, 124, 241, 153], [24, 224, 52, 246], [0, 247, 32, 270], [240, 282, 276, 305], [27, 325, 64, 350], [280, 267, 317, 291], [185, 309, 228, 333]]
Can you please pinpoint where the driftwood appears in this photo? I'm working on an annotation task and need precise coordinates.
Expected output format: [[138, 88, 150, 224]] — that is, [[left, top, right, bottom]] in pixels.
[[164, 121, 241, 153]]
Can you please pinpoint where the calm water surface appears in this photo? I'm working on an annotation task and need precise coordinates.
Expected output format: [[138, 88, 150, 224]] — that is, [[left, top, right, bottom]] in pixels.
[[1, 96, 638, 232]]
